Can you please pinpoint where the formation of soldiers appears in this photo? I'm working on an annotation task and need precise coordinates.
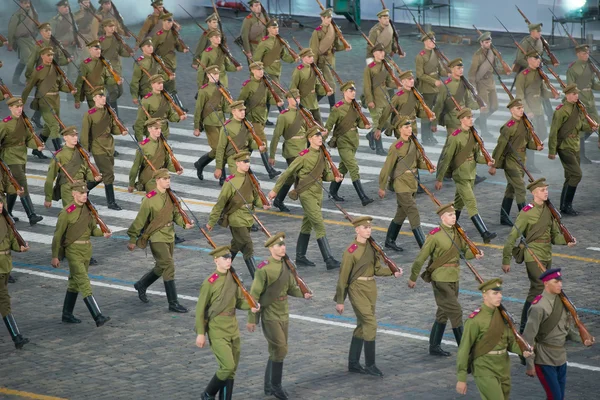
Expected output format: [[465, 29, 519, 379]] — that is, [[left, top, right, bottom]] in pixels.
[[0, 1, 597, 399]]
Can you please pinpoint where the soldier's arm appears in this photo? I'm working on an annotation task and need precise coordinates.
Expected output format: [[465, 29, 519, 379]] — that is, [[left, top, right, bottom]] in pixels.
[[166, 105, 180, 123], [193, 92, 205, 130], [83, 164, 94, 182], [501, 215, 527, 264], [214, 128, 228, 169], [515, 38, 529, 69], [269, 114, 285, 159], [416, 152, 429, 170], [247, 268, 266, 323], [281, 43, 295, 63], [592, 75, 600, 91], [196, 55, 207, 87], [237, 82, 251, 103], [286, 270, 304, 298], [132, 107, 147, 141], [323, 160, 335, 182], [128, 151, 142, 187], [253, 41, 267, 61], [44, 159, 59, 202], [456, 319, 477, 382], [363, 67, 374, 105], [240, 18, 251, 54], [474, 139, 487, 165], [515, 73, 525, 102], [289, 69, 300, 91], [207, 185, 231, 227], [465, 89, 479, 110], [21, 75, 37, 103], [195, 281, 210, 334], [251, 186, 263, 209], [523, 304, 544, 370], [492, 127, 509, 168], [432, 89, 446, 121], [58, 74, 71, 94], [410, 236, 434, 281], [272, 156, 302, 193], [172, 198, 186, 228], [377, 102, 393, 130], [374, 251, 393, 277], [334, 250, 354, 304], [80, 114, 91, 150], [550, 218, 568, 246], [165, 150, 176, 173], [416, 55, 437, 86], [566, 66, 577, 85], [235, 286, 251, 311], [378, 148, 395, 190], [127, 199, 150, 243], [548, 110, 563, 155], [74, 65, 84, 102], [435, 137, 456, 181], [7, 15, 19, 46], [506, 326, 524, 356], [308, 30, 320, 63], [25, 49, 39, 79], [137, 19, 152, 43], [467, 52, 478, 82], [25, 127, 40, 149], [324, 107, 338, 132], [367, 29, 377, 56], [333, 32, 345, 52], [51, 210, 68, 258], [130, 65, 141, 98], [90, 215, 104, 237]]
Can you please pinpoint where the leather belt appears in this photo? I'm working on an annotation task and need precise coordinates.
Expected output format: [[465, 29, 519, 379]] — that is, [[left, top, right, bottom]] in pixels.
[[249, 40, 259, 45], [275, 296, 288, 301], [442, 263, 459, 267], [516, 147, 526, 152], [0, 250, 11, 255], [218, 310, 236, 317], [487, 349, 507, 355], [46, 92, 58, 96], [533, 239, 551, 243], [73, 240, 91, 244], [403, 169, 417, 174], [466, 156, 474, 161], [164, 222, 173, 227], [357, 276, 375, 281]]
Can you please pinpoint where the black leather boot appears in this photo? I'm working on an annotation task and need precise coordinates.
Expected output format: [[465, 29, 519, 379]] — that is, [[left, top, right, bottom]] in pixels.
[[264, 359, 273, 395], [317, 236, 340, 270], [51, 138, 62, 151], [471, 214, 497, 243], [219, 166, 227, 186], [3, 314, 29, 349], [6, 194, 19, 222], [83, 295, 111, 327], [384, 221, 403, 252], [105, 184, 122, 210], [517, 202, 526, 211], [375, 136, 386, 156], [62, 290, 81, 323], [366, 129, 376, 150], [32, 133, 49, 158], [348, 336, 366, 373], [164, 280, 188, 313], [474, 174, 487, 185], [295, 233, 315, 266], [87, 180, 100, 192], [12, 62, 25, 86], [32, 112, 43, 129], [270, 361, 288, 400], [559, 184, 567, 211], [134, 270, 161, 303], [352, 180, 374, 206], [218, 379, 234, 400], [20, 195, 43, 225], [413, 226, 426, 248], [519, 301, 532, 334], [261, 152, 281, 179], [273, 183, 291, 212], [202, 374, 225, 400], [429, 321, 450, 356], [175, 234, 186, 244], [193, 153, 214, 181], [329, 180, 345, 201], [452, 325, 463, 346], [244, 257, 256, 279], [455, 210, 461, 221], [500, 197, 513, 226], [363, 340, 383, 377], [561, 186, 579, 215]]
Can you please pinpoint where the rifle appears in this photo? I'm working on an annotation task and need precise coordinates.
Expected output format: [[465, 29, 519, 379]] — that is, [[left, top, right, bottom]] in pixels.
[[359, 32, 402, 88], [131, 56, 184, 117], [291, 37, 334, 95], [314, 0, 351, 50], [210, 0, 227, 46], [472, 24, 512, 74], [85, 7, 134, 54], [379, 0, 404, 56], [108, 2, 132, 38], [277, 35, 299, 60], [66, 0, 82, 49], [515, 6, 559, 66], [1, 206, 27, 248], [0, 77, 45, 149], [501, 209, 593, 346], [0, 34, 8, 45], [0, 158, 24, 194], [439, 78, 493, 164]]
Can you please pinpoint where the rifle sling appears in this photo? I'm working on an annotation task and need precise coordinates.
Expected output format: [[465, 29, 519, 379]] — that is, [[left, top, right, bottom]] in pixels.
[[536, 296, 565, 342], [206, 272, 237, 320], [136, 193, 174, 248], [471, 308, 505, 361], [219, 175, 254, 228]]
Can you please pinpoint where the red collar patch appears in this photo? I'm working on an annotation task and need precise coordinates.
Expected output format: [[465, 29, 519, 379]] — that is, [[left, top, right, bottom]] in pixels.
[[262, 35, 269, 41], [395, 140, 404, 149], [445, 77, 452, 84], [297, 64, 304, 70], [299, 148, 309, 156], [2, 116, 12, 123], [532, 294, 542, 304], [84, 58, 92, 64], [36, 64, 44, 71], [67, 204, 77, 213], [280, 109, 289, 114], [137, 55, 144, 61], [335, 100, 344, 108], [144, 92, 153, 99], [99, 36, 105, 42], [522, 203, 533, 212], [205, 47, 213, 52], [242, 79, 250, 87], [347, 243, 358, 253], [316, 26, 322, 31], [452, 128, 461, 136], [556, 104, 563, 110], [88, 108, 96, 114], [141, 138, 150, 145], [157, 30, 164, 35], [201, 83, 209, 89], [369, 61, 376, 68], [225, 174, 235, 182], [257, 260, 269, 269], [208, 273, 220, 284], [429, 227, 441, 235], [522, 69, 530, 75], [507, 119, 515, 127], [396, 90, 404, 96], [419, 50, 426, 56], [146, 190, 157, 198], [469, 308, 481, 318]]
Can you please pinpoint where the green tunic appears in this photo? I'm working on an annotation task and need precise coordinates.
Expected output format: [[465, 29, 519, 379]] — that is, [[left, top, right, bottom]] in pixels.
[[192, 30, 218, 68], [130, 55, 168, 100], [514, 36, 545, 70], [0, 114, 39, 165], [379, 138, 428, 193], [214, 119, 258, 171], [253, 35, 295, 78], [433, 77, 479, 131], [238, 77, 276, 125], [362, 60, 396, 108], [436, 128, 487, 181], [515, 67, 550, 116], [127, 189, 186, 245], [549, 101, 589, 154], [378, 88, 429, 136], [566, 59, 600, 138], [309, 24, 345, 93], [415, 49, 445, 94], [0, 216, 21, 275], [99, 34, 130, 73], [25, 38, 69, 79], [44, 146, 94, 205], [80, 107, 122, 155], [492, 118, 537, 171], [290, 63, 320, 110], [270, 108, 308, 160], [367, 23, 397, 56], [74, 57, 116, 106], [197, 46, 237, 88], [8, 8, 38, 64], [239, 13, 267, 54], [207, 171, 262, 229], [128, 136, 175, 189], [152, 28, 185, 71], [194, 82, 229, 130], [133, 91, 180, 140]]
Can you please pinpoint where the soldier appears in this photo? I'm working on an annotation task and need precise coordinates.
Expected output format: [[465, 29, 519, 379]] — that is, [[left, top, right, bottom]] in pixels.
[[25, 23, 70, 85], [468, 31, 500, 138], [133, 74, 186, 141], [325, 81, 373, 206], [128, 168, 194, 313], [99, 18, 132, 115], [73, 0, 99, 43], [80, 86, 127, 210], [96, 0, 126, 36], [137, 0, 164, 43], [191, 13, 220, 70], [268, 126, 342, 270], [0, 198, 30, 349], [238, 61, 283, 179], [378, 117, 431, 251], [74, 39, 119, 109], [130, 37, 170, 103], [435, 108, 497, 243], [335, 216, 401, 377], [566, 44, 600, 164], [523, 268, 593, 398], [51, 180, 111, 327], [197, 30, 242, 89], [456, 278, 533, 399], [309, 8, 351, 110], [489, 98, 543, 225], [207, 151, 267, 278], [0, 97, 44, 225], [196, 245, 260, 400], [239, 0, 267, 56], [290, 48, 333, 125], [193, 65, 229, 182], [366, 9, 400, 58], [415, 31, 446, 145], [151, 12, 189, 111], [22, 46, 77, 152], [269, 89, 308, 212], [50, 0, 80, 79], [501, 178, 576, 333], [409, 203, 482, 356], [548, 84, 591, 215], [8, 0, 38, 86], [363, 43, 398, 155], [247, 232, 312, 400]]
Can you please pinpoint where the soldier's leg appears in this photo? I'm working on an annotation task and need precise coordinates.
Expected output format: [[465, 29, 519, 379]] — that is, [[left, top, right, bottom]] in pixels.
[[340, 146, 372, 205], [500, 169, 517, 225], [310, 108, 323, 126], [433, 281, 463, 329], [194, 126, 219, 181], [301, 190, 339, 269], [473, 376, 506, 400], [520, 259, 550, 332], [254, 123, 280, 179], [9, 164, 42, 224], [150, 241, 175, 281], [429, 282, 451, 356], [457, 178, 496, 243], [93, 154, 119, 209], [557, 149, 582, 214], [421, 93, 438, 144], [1, 273, 29, 348], [262, 320, 289, 362], [230, 226, 255, 278], [210, 336, 238, 381], [535, 364, 566, 400], [66, 245, 94, 299], [385, 195, 407, 252], [0, 273, 12, 317]]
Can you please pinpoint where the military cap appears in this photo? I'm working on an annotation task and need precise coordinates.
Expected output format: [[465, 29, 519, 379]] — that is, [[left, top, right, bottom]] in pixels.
[[249, 61, 264, 70], [478, 278, 503, 292], [209, 245, 232, 259], [420, 31, 435, 42], [563, 83, 580, 94], [377, 9, 390, 18], [576, 44, 589, 53], [205, 13, 219, 23], [265, 232, 286, 247], [205, 65, 220, 75], [6, 97, 24, 108], [527, 177, 548, 192], [69, 180, 88, 193], [61, 126, 78, 136], [352, 216, 373, 227], [267, 19, 279, 28], [448, 58, 463, 68], [371, 43, 386, 54], [528, 23, 543, 32], [101, 18, 117, 27], [436, 203, 455, 216], [151, 0, 163, 6], [506, 98, 523, 109], [149, 74, 165, 84], [37, 23, 51, 32], [207, 30, 221, 39], [285, 89, 300, 98], [340, 80, 356, 92], [87, 40, 101, 49], [232, 151, 251, 162], [525, 49, 540, 59], [477, 32, 492, 42], [540, 268, 562, 282], [320, 8, 333, 17], [99, 0, 111, 4], [307, 125, 323, 138], [248, 0, 261, 5], [230, 100, 246, 110], [91, 86, 106, 97], [144, 117, 163, 128], [299, 48, 314, 58], [399, 70, 414, 80], [152, 168, 170, 179], [56, 0, 68, 6], [456, 108, 473, 120], [159, 12, 173, 21], [395, 116, 412, 129], [139, 37, 153, 48], [40, 46, 55, 56]]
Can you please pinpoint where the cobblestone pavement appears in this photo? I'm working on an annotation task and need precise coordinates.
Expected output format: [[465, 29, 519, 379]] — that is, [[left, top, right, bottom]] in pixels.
[[0, 7, 599, 400]]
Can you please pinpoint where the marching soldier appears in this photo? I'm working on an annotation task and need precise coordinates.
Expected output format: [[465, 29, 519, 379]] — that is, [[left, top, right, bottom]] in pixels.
[[128, 168, 194, 313], [137, 0, 164, 43], [409, 203, 482, 356], [363, 43, 397, 155], [489, 98, 542, 225], [8, 0, 38, 86], [268, 126, 342, 270], [133, 74, 186, 141], [309, 8, 351, 110], [468, 31, 500, 138], [326, 81, 373, 206], [239, 0, 268, 56], [80, 86, 127, 210], [247, 232, 312, 400], [196, 245, 260, 400], [130, 37, 170, 103], [0, 97, 44, 225], [50, 0, 81, 79], [456, 278, 533, 399], [548, 84, 591, 215], [378, 117, 430, 251], [566, 44, 600, 163], [99, 18, 132, 115], [191, 13, 220, 70], [73, 0, 99, 43], [523, 268, 593, 398], [197, 30, 241, 89], [435, 108, 497, 243], [207, 151, 267, 278], [193, 66, 229, 182], [269, 89, 308, 212], [335, 216, 401, 377], [415, 31, 446, 145], [501, 178, 576, 332], [238, 61, 283, 179], [25, 23, 70, 82], [51, 180, 111, 327], [290, 48, 332, 125], [96, 0, 126, 36], [74, 39, 119, 109], [366, 9, 400, 58]]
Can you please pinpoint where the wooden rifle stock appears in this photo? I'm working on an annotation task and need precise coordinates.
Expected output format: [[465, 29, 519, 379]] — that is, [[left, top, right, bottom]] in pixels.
[[113, 32, 134, 55], [19, 111, 46, 149], [359, 32, 402, 79], [276, 34, 299, 60], [411, 88, 435, 120], [263, 77, 282, 104], [160, 90, 186, 117], [166, 190, 193, 226], [75, 144, 102, 180], [322, 145, 342, 179], [314, 0, 351, 50], [0, 159, 24, 193], [298, 104, 327, 132], [105, 104, 127, 134], [291, 37, 334, 94], [1, 208, 27, 248], [380, 0, 404, 56], [53, 61, 76, 92], [472, 25, 512, 75], [546, 67, 598, 130], [160, 133, 183, 173], [515, 6, 559, 66], [152, 53, 174, 77]]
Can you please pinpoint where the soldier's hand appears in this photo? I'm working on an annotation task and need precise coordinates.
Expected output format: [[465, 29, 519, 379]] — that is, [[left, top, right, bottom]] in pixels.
[[326, 91, 334, 96], [488, 167, 496, 175], [434, 181, 443, 191], [435, 80, 442, 87], [3, 93, 8, 99], [294, 57, 300, 63], [128, 186, 134, 193], [487, 161, 494, 167], [335, 304, 344, 314], [480, 107, 488, 113], [374, 129, 381, 140], [368, 102, 375, 109], [17, 189, 24, 196], [191, 64, 199, 70], [74, 102, 81, 110], [44, 201, 52, 208], [407, 280, 416, 289], [169, 74, 176, 80], [104, 232, 112, 238], [567, 238, 576, 247], [548, 154, 556, 160], [251, 305, 260, 313], [378, 189, 385, 199], [196, 334, 206, 348], [193, 129, 201, 137], [51, 258, 60, 268], [176, 169, 183, 175], [394, 271, 402, 278], [246, 323, 256, 332], [345, 45, 352, 51], [304, 292, 313, 299], [364, 124, 372, 130], [20, 245, 29, 252], [475, 251, 484, 260], [132, 98, 139, 105], [259, 145, 266, 152], [525, 368, 536, 377], [584, 338, 594, 346], [127, 243, 136, 251], [7, 45, 13, 51], [431, 124, 437, 132], [553, 93, 559, 100], [183, 48, 189, 53], [262, 204, 270, 210], [268, 190, 277, 200], [456, 382, 467, 395], [94, 175, 102, 182], [214, 169, 222, 180], [335, 176, 343, 183], [179, 114, 187, 121], [185, 223, 194, 229], [71, 89, 77, 95], [121, 129, 129, 136], [537, 145, 544, 151], [277, 101, 284, 108], [502, 264, 511, 274], [37, 146, 44, 151], [523, 351, 534, 358], [206, 224, 213, 231], [268, 158, 275, 166], [236, 66, 243, 71]]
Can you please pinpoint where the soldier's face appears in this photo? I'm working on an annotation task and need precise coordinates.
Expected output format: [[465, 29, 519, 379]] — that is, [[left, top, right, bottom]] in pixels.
[[64, 134, 78, 146], [41, 29, 52, 40], [399, 124, 412, 140], [533, 186, 549, 202], [355, 224, 372, 240], [251, 3, 262, 13], [577, 50, 589, 61], [424, 39, 435, 49], [483, 290, 503, 307], [142, 44, 154, 54], [208, 72, 220, 83], [302, 55, 314, 64], [309, 133, 322, 147], [510, 105, 524, 119], [373, 50, 385, 62], [440, 211, 456, 226], [215, 255, 232, 270], [10, 105, 24, 118], [345, 88, 356, 100], [154, 6, 164, 14], [481, 39, 491, 50], [402, 77, 414, 89], [321, 16, 332, 26], [452, 66, 464, 77], [232, 108, 245, 120], [163, 20, 174, 30], [236, 159, 250, 173], [41, 53, 54, 64], [20, 1, 31, 10], [208, 20, 218, 30], [89, 47, 101, 58], [152, 82, 164, 92], [148, 126, 161, 139], [252, 68, 264, 79], [544, 278, 562, 294], [80, 0, 91, 8], [102, 3, 112, 12], [58, 5, 69, 15], [105, 25, 116, 35], [461, 115, 474, 128], [211, 36, 222, 46], [379, 16, 390, 26], [271, 243, 286, 258], [73, 191, 88, 204], [531, 30, 542, 40], [268, 26, 279, 36], [156, 176, 171, 190], [94, 94, 106, 107], [528, 57, 541, 68], [566, 92, 579, 103]]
